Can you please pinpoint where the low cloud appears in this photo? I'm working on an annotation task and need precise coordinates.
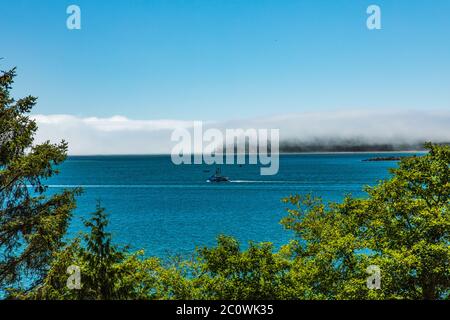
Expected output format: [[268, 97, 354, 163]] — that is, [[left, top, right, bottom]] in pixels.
[[32, 114, 195, 154], [32, 109, 450, 154]]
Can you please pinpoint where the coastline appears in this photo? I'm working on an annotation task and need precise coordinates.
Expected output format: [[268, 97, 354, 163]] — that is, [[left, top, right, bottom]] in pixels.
[[65, 151, 427, 157]]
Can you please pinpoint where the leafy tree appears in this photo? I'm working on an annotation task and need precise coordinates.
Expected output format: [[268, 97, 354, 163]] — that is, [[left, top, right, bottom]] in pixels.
[[281, 195, 374, 299], [0, 68, 80, 293], [281, 143, 450, 299], [158, 235, 292, 300], [24, 202, 160, 300]]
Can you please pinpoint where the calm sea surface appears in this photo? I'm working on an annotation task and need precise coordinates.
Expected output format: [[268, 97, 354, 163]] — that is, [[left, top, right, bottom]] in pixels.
[[45, 153, 417, 257]]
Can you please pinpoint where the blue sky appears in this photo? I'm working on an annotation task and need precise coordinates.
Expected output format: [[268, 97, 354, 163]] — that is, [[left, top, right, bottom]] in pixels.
[[1, 0, 449, 122]]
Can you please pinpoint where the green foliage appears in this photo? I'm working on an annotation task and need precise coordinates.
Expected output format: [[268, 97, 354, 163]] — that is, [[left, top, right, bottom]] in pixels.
[[362, 142, 450, 299], [280, 143, 450, 299], [158, 235, 292, 300], [24, 203, 161, 300], [0, 68, 80, 292]]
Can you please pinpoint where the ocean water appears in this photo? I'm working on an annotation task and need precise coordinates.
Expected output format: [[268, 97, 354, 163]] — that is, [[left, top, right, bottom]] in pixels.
[[44, 153, 415, 257]]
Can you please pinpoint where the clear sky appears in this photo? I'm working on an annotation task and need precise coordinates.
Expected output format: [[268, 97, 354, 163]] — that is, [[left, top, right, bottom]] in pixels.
[[1, 0, 450, 121]]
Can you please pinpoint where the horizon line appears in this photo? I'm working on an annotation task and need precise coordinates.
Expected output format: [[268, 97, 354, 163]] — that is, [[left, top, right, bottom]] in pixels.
[[66, 150, 427, 157]]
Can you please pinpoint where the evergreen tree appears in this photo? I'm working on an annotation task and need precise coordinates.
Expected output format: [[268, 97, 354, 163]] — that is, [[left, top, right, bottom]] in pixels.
[[25, 202, 160, 300], [81, 202, 119, 299], [0, 68, 80, 292]]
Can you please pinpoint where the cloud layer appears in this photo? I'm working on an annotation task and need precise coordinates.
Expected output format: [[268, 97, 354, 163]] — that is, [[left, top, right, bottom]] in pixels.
[[32, 109, 450, 154]]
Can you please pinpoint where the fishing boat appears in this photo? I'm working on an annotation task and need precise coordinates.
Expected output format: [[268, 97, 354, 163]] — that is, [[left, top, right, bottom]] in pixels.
[[207, 167, 230, 183]]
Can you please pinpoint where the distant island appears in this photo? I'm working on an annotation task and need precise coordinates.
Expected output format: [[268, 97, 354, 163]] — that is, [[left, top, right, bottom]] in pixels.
[[222, 140, 448, 154], [362, 156, 406, 162], [278, 140, 449, 153]]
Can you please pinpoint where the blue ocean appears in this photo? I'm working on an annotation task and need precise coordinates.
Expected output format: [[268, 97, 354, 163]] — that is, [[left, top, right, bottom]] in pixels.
[[45, 153, 416, 257]]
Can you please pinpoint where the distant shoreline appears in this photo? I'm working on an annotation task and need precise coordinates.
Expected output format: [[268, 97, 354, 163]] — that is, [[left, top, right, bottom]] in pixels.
[[66, 151, 427, 157]]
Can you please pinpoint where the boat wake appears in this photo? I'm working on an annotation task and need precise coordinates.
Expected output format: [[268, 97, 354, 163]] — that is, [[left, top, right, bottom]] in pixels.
[[230, 180, 286, 183]]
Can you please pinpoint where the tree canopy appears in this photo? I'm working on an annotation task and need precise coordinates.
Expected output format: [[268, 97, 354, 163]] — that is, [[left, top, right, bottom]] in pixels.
[[280, 143, 450, 299], [0, 68, 80, 293]]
